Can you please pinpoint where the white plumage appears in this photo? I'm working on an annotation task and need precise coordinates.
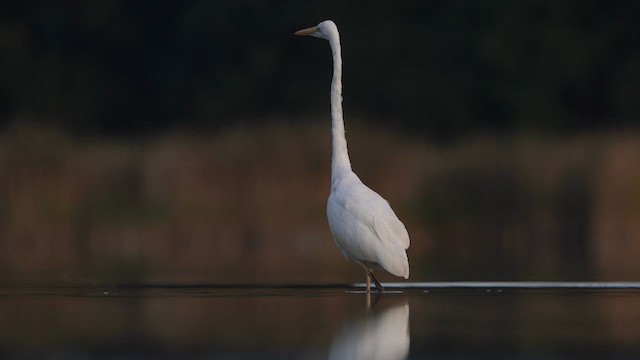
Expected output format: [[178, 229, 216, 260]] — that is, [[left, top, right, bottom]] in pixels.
[[296, 20, 410, 292]]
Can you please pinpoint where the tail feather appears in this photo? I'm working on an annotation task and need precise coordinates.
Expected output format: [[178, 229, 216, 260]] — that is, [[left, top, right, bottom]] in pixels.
[[380, 245, 409, 279]]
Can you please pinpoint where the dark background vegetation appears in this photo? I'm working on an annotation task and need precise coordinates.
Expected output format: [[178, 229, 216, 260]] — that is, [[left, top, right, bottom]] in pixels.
[[1, 1, 638, 138], [0, 1, 639, 284]]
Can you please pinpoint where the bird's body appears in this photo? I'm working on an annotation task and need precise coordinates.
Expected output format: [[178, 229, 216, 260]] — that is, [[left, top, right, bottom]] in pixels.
[[296, 20, 410, 292], [327, 171, 410, 280]]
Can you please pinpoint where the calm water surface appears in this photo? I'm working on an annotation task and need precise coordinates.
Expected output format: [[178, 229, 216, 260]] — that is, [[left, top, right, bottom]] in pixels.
[[1, 283, 639, 359]]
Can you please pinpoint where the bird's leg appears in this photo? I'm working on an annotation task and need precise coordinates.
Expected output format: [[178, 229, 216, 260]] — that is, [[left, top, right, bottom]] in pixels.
[[358, 261, 373, 293], [366, 274, 371, 293], [368, 270, 384, 293]]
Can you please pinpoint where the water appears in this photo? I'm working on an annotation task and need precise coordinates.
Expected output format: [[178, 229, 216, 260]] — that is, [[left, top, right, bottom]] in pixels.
[[1, 283, 639, 359]]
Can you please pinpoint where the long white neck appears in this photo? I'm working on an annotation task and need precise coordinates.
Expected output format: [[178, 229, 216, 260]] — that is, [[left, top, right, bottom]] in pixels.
[[327, 30, 352, 185]]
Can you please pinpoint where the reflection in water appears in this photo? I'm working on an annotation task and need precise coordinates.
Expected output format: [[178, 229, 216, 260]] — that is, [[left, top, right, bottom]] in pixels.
[[1, 287, 639, 358], [329, 298, 410, 360]]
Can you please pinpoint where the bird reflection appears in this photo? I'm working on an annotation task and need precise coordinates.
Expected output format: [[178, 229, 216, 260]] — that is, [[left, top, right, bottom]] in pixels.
[[329, 299, 410, 360]]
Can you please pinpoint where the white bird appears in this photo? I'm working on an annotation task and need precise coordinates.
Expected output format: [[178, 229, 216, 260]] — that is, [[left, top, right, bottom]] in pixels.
[[295, 20, 410, 292]]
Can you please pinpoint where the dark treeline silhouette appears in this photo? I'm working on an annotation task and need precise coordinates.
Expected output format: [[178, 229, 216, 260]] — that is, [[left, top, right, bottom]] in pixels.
[[1, 1, 638, 139]]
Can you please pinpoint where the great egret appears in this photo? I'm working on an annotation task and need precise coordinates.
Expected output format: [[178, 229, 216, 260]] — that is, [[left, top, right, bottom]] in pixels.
[[295, 20, 410, 292]]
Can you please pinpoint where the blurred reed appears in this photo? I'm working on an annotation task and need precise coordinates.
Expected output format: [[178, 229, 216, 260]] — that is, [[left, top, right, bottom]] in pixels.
[[0, 121, 638, 284]]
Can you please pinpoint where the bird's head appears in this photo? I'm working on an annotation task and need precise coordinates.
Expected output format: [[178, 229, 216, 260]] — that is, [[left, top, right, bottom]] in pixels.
[[295, 20, 338, 41]]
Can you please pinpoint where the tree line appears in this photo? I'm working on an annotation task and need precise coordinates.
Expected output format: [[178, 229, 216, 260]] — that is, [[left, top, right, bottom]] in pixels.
[[1, 1, 637, 139]]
